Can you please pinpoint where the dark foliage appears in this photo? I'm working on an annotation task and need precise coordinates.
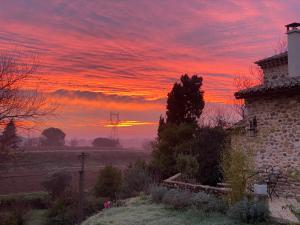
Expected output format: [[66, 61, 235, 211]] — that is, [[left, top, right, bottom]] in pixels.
[[41, 127, 65, 147], [227, 199, 270, 224], [162, 189, 193, 209], [46, 191, 104, 225], [46, 190, 79, 225], [192, 127, 226, 186], [191, 192, 228, 213], [121, 160, 151, 197], [151, 122, 225, 184], [0, 202, 29, 225], [92, 137, 120, 148], [42, 171, 72, 200], [1, 119, 20, 150], [94, 165, 122, 199], [157, 115, 166, 140], [150, 185, 168, 203], [166, 74, 204, 125], [151, 123, 196, 178], [0, 192, 49, 210]]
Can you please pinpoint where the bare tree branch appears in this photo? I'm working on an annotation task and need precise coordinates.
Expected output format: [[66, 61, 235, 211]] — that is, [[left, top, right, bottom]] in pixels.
[[232, 65, 263, 120], [0, 50, 57, 162]]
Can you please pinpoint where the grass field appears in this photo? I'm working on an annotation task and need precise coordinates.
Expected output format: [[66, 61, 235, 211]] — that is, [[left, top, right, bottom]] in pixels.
[[0, 149, 150, 194], [82, 197, 272, 225]]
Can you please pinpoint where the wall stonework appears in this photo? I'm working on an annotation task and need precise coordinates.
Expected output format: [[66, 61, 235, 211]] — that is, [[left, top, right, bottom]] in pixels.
[[231, 94, 300, 198], [264, 64, 288, 83]]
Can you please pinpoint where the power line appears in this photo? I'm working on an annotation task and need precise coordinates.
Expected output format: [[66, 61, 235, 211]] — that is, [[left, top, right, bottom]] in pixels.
[[110, 112, 120, 140]]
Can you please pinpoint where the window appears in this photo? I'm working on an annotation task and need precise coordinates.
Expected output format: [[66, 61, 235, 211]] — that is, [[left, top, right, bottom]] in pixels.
[[249, 116, 257, 137]]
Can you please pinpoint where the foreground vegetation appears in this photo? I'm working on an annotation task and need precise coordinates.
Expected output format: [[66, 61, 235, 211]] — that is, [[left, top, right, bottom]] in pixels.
[[82, 197, 273, 225]]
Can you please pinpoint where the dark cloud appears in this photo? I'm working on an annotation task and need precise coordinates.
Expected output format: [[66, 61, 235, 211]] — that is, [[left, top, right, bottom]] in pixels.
[[51, 89, 165, 104]]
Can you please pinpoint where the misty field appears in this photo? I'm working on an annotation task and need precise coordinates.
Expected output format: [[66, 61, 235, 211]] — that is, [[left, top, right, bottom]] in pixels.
[[0, 149, 150, 194]]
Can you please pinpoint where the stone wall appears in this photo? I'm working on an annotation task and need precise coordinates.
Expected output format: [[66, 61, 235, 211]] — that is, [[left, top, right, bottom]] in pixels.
[[162, 173, 230, 196], [264, 64, 288, 83], [231, 93, 300, 198]]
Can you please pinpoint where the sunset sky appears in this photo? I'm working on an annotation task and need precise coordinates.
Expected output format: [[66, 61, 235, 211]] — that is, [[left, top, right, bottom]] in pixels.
[[0, 0, 298, 141]]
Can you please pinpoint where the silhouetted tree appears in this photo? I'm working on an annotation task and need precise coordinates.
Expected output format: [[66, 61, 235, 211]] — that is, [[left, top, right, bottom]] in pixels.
[[0, 119, 20, 152], [41, 127, 65, 147], [152, 74, 205, 179], [0, 51, 55, 126], [157, 115, 166, 140], [166, 74, 204, 125], [0, 51, 56, 161], [92, 137, 119, 148]]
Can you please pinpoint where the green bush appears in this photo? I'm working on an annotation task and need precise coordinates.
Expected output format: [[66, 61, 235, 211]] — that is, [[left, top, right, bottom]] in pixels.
[[222, 146, 253, 204], [121, 160, 151, 197], [0, 192, 49, 210], [176, 154, 199, 178], [190, 192, 227, 213], [190, 127, 226, 186], [46, 192, 104, 225], [46, 191, 78, 225], [162, 189, 192, 209], [94, 165, 122, 199], [0, 202, 29, 225], [227, 199, 270, 224], [150, 185, 168, 203], [42, 171, 72, 200], [190, 192, 211, 207], [83, 196, 105, 216]]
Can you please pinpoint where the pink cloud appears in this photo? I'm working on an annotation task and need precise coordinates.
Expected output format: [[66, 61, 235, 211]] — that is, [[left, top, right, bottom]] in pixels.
[[0, 0, 299, 138]]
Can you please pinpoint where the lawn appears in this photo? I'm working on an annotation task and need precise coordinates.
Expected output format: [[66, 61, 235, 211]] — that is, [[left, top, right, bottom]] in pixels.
[[82, 197, 270, 225]]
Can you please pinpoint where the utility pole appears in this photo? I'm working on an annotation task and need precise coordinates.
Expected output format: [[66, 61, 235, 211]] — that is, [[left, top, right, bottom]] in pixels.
[[78, 152, 88, 224]]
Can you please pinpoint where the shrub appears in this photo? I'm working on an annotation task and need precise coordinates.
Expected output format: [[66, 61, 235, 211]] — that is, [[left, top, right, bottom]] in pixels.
[[42, 171, 72, 200], [176, 154, 199, 178], [0, 202, 29, 225], [46, 191, 78, 225], [150, 185, 168, 203], [150, 123, 196, 179], [192, 127, 226, 186], [83, 196, 105, 216], [190, 192, 211, 207], [162, 189, 192, 209], [0, 192, 49, 210], [222, 145, 253, 204], [94, 165, 122, 199], [121, 160, 151, 197], [190, 192, 227, 213], [46, 191, 104, 225], [227, 199, 270, 224]]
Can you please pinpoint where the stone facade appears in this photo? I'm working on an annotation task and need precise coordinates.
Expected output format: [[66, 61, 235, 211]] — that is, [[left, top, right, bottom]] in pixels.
[[232, 54, 300, 198], [264, 64, 288, 83]]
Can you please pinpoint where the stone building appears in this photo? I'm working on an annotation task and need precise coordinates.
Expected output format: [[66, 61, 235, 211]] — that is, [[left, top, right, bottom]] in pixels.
[[232, 23, 300, 197]]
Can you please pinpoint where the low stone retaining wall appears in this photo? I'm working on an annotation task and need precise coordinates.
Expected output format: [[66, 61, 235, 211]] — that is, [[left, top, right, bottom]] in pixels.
[[162, 173, 231, 196]]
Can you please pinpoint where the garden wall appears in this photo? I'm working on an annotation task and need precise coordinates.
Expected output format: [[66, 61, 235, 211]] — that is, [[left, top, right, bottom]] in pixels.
[[162, 173, 230, 196]]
